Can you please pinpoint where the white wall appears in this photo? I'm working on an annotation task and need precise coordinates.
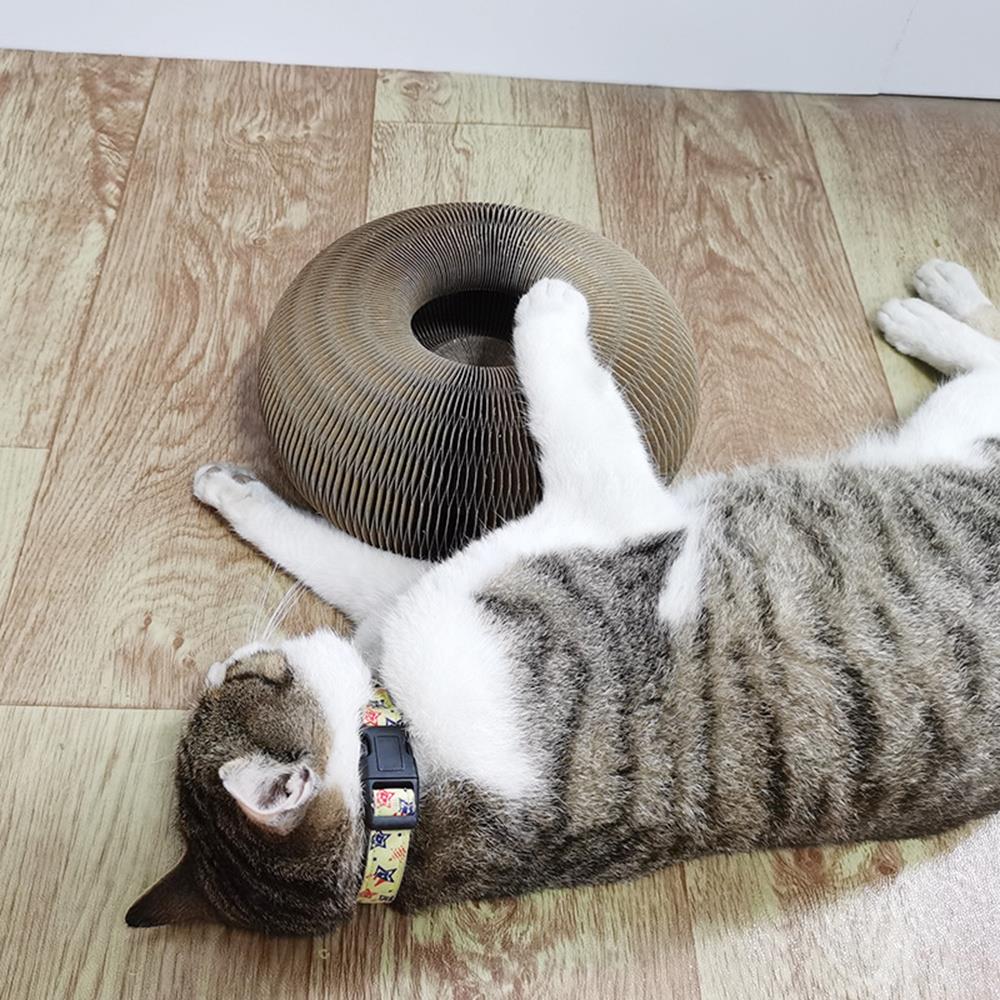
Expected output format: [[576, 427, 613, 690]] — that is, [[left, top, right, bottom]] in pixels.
[[2, 0, 998, 98], [882, 0, 1000, 99]]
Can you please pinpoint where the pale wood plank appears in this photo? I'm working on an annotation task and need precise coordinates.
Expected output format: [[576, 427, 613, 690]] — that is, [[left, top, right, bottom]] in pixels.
[[0, 51, 156, 447], [375, 69, 589, 126], [368, 122, 603, 232], [587, 85, 896, 474], [0, 447, 46, 612], [0, 60, 372, 708], [799, 94, 1000, 416], [2, 706, 185, 1000], [352, 872, 698, 998], [0, 705, 699, 999], [686, 824, 1000, 1000]]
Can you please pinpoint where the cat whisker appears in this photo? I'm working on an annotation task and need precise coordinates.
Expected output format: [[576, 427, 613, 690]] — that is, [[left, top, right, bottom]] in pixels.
[[260, 585, 292, 642], [261, 581, 305, 643], [250, 563, 280, 643]]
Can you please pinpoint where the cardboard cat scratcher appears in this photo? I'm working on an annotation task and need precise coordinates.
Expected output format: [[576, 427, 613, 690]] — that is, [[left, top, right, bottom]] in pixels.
[[258, 203, 699, 561]]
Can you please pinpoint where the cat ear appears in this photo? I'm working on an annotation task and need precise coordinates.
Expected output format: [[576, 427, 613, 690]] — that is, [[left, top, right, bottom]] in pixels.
[[218, 754, 318, 833], [125, 852, 217, 927]]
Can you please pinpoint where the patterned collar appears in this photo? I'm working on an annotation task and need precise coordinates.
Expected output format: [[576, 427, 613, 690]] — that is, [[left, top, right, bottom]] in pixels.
[[356, 688, 419, 904]]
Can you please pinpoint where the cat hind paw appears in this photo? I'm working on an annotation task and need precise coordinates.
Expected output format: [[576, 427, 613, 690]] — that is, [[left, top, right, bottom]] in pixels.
[[913, 259, 990, 321]]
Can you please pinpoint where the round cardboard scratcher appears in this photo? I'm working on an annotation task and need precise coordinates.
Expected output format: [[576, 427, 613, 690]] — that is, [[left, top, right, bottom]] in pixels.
[[258, 203, 699, 561]]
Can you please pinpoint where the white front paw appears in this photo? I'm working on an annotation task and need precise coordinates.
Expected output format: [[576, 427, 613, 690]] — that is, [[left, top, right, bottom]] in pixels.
[[193, 462, 262, 512], [913, 259, 989, 320], [514, 278, 589, 329]]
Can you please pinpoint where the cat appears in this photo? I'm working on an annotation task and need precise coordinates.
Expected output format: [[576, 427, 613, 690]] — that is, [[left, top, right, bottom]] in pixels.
[[127, 262, 1000, 936]]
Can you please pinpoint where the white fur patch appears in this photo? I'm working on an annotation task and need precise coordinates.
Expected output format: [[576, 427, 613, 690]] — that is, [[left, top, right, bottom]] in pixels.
[[876, 297, 1000, 375], [658, 519, 704, 628], [281, 629, 374, 807], [380, 588, 539, 801], [512, 278, 682, 531], [848, 369, 1000, 471], [194, 462, 430, 624]]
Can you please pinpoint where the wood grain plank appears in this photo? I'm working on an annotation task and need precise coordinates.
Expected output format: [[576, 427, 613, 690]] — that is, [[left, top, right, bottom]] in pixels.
[[0, 50, 156, 447], [0, 705, 700, 1000], [368, 122, 603, 232], [375, 69, 589, 127], [0, 447, 46, 613], [799, 94, 1000, 417], [0, 60, 372, 708], [686, 825, 1000, 1000], [587, 85, 896, 474]]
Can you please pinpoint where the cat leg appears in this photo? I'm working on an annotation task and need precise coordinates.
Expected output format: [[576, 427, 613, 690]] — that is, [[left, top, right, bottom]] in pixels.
[[912, 259, 1000, 339], [885, 367, 1000, 468], [512, 278, 677, 530], [193, 463, 429, 621], [859, 297, 1000, 468], [875, 297, 1000, 375]]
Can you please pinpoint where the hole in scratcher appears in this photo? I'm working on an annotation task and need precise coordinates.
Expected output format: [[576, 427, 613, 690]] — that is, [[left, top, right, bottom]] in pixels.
[[411, 289, 521, 367]]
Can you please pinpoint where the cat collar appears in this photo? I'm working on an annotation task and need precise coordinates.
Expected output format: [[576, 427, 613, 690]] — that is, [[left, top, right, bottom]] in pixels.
[[356, 688, 419, 904]]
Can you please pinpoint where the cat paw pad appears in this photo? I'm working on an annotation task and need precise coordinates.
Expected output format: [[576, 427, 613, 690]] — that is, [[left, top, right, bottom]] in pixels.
[[193, 462, 261, 510]]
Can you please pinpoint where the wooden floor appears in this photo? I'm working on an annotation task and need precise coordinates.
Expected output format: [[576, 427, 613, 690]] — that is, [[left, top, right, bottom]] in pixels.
[[2, 50, 1000, 999]]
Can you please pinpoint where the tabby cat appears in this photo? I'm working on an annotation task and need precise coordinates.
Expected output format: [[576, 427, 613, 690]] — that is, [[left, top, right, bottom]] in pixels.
[[127, 261, 1000, 936]]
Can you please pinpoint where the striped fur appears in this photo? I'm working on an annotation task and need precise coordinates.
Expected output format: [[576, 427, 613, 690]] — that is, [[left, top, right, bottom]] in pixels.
[[397, 455, 1000, 908], [169, 651, 366, 934], [129, 265, 1000, 936]]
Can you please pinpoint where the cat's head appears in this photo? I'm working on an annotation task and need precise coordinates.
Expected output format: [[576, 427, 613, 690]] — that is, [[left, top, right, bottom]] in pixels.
[[126, 629, 373, 936]]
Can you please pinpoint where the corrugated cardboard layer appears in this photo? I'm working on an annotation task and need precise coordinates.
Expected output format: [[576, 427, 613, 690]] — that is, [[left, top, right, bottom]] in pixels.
[[259, 203, 699, 560]]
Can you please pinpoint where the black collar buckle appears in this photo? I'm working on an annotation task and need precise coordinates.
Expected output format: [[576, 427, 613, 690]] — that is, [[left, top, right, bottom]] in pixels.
[[359, 725, 420, 831]]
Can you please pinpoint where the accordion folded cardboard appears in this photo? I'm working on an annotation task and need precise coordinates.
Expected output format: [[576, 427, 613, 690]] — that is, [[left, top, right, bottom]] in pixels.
[[259, 203, 699, 560]]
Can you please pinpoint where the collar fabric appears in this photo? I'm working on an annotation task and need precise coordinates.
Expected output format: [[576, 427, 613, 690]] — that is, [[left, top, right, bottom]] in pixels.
[[357, 688, 415, 903]]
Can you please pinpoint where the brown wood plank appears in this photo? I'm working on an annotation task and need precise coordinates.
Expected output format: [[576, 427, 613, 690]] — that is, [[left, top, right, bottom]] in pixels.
[[0, 59, 372, 708], [799, 94, 1000, 417], [375, 69, 589, 126], [587, 85, 896, 474], [0, 447, 46, 613], [369, 121, 603, 231], [686, 826, 1000, 1000], [0, 50, 156, 447]]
